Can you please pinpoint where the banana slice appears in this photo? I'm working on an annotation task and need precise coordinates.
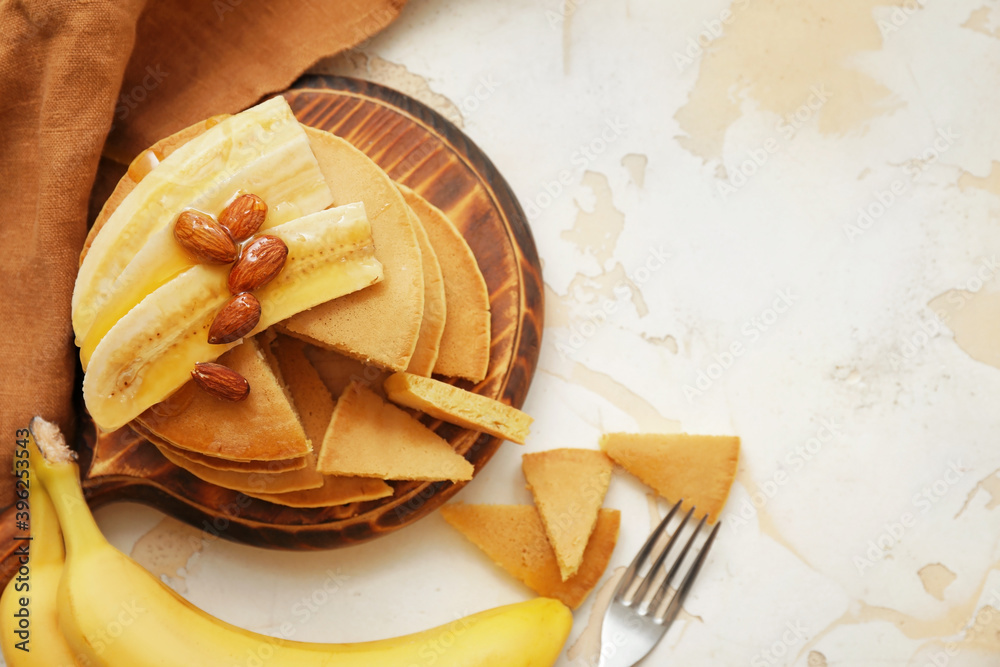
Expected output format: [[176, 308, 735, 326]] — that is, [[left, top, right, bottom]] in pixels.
[[84, 203, 382, 431], [73, 96, 334, 352]]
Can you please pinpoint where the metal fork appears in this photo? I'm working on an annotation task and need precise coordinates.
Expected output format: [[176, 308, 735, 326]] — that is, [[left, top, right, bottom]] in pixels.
[[598, 499, 721, 667]]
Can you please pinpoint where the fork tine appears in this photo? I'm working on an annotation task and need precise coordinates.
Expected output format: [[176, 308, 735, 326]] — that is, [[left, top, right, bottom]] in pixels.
[[653, 520, 721, 624], [643, 512, 706, 613], [615, 498, 684, 605], [631, 505, 695, 610]]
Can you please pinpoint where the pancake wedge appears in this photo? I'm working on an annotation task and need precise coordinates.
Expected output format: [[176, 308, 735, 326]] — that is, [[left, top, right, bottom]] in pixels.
[[283, 128, 424, 372], [522, 449, 614, 581], [403, 202, 447, 376], [318, 381, 473, 482], [154, 442, 325, 494], [153, 442, 308, 473], [137, 337, 309, 461], [600, 433, 740, 524], [135, 423, 325, 494], [384, 372, 532, 444], [441, 504, 620, 610], [298, 340, 389, 400], [397, 185, 490, 382], [250, 335, 393, 508]]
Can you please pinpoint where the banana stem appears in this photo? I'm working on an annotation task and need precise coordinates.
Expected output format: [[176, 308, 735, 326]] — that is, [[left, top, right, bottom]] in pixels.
[[28, 417, 105, 560]]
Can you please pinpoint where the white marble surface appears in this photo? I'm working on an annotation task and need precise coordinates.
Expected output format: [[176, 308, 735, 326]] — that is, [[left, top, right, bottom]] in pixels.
[[93, 1, 1000, 665]]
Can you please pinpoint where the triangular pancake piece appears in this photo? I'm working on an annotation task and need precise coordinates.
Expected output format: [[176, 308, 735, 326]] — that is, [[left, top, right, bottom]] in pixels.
[[136, 423, 324, 494], [384, 372, 532, 444], [522, 449, 613, 580], [283, 127, 424, 372], [249, 335, 393, 508], [317, 381, 474, 482], [440, 504, 620, 609], [136, 336, 309, 461], [403, 201, 447, 376], [397, 184, 490, 382], [298, 341, 389, 400], [600, 433, 740, 523]]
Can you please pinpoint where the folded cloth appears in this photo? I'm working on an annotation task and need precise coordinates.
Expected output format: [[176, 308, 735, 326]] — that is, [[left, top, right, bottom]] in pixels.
[[0, 0, 406, 512]]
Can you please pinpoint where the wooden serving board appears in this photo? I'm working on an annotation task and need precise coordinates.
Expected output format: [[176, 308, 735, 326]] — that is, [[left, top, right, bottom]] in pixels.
[[3, 76, 543, 556]]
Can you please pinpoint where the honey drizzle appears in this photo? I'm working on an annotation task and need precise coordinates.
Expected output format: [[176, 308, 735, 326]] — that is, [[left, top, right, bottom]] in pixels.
[[127, 148, 163, 183]]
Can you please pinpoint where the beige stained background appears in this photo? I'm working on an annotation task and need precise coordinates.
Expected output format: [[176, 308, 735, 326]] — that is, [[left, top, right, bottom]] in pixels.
[[65, 1, 1000, 666]]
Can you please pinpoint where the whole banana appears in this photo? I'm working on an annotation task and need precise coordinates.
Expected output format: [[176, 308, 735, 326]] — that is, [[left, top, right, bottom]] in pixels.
[[0, 432, 81, 666], [28, 417, 572, 667]]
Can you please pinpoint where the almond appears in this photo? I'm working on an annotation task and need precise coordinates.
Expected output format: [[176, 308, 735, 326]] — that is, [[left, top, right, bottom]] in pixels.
[[228, 235, 288, 293], [208, 293, 261, 344], [219, 193, 268, 242], [174, 210, 238, 264], [190, 363, 250, 402]]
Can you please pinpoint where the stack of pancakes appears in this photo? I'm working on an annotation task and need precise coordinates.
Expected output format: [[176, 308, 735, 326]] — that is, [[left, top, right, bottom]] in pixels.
[[90, 113, 496, 508]]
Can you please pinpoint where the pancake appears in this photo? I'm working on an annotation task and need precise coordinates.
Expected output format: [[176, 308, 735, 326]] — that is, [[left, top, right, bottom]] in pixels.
[[397, 184, 490, 383], [137, 423, 325, 494], [383, 372, 532, 444], [248, 335, 393, 508], [600, 433, 740, 524], [136, 336, 310, 461], [298, 339, 388, 400], [440, 504, 620, 610], [93, 116, 423, 462], [522, 449, 613, 581], [282, 127, 424, 372], [317, 381, 474, 482], [155, 442, 307, 473], [403, 202, 447, 376]]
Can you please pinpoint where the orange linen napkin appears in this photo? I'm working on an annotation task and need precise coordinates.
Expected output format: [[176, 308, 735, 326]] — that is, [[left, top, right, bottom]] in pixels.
[[0, 0, 406, 521]]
